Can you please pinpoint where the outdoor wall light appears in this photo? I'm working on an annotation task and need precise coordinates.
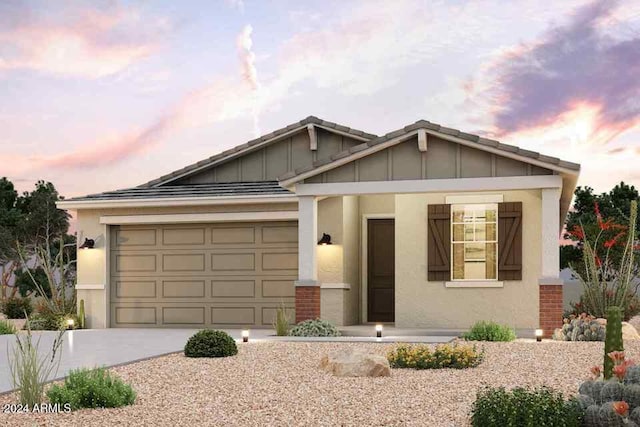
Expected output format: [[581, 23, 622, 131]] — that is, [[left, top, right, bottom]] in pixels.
[[535, 329, 544, 342], [79, 238, 95, 250], [317, 233, 332, 245], [376, 324, 383, 338], [242, 329, 250, 343], [66, 318, 75, 330]]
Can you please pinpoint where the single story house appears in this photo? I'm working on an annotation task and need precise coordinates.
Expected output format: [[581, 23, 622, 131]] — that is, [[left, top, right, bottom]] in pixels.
[[58, 116, 580, 336]]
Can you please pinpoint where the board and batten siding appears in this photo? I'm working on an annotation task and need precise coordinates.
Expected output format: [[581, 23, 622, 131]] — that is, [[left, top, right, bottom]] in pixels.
[[173, 128, 363, 184], [303, 136, 553, 183]]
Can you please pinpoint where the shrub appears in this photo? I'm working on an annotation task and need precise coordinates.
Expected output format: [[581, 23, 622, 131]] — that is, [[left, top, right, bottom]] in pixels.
[[47, 367, 136, 410], [387, 343, 484, 370], [1, 297, 33, 319], [33, 301, 80, 330], [9, 322, 65, 406], [462, 321, 516, 342], [0, 319, 17, 335], [26, 315, 51, 331], [273, 303, 290, 336], [184, 329, 238, 358], [552, 313, 605, 341], [470, 386, 582, 427], [288, 318, 340, 337]]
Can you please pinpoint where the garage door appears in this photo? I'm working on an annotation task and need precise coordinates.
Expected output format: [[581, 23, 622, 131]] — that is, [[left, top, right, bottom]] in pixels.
[[110, 222, 297, 328]]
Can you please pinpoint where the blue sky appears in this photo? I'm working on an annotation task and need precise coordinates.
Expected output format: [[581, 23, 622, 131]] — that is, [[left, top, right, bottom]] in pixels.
[[1, 0, 639, 198]]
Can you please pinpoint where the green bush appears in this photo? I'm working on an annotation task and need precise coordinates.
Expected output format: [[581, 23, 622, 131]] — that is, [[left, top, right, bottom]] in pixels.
[[184, 329, 238, 358], [0, 319, 17, 335], [26, 312, 80, 331], [463, 321, 516, 342], [47, 367, 136, 410], [470, 386, 582, 427], [1, 297, 33, 319], [273, 304, 290, 336], [288, 318, 340, 337], [388, 343, 484, 369]]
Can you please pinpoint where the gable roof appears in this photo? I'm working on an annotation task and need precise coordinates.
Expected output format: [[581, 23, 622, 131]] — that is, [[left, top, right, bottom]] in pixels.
[[278, 119, 580, 186], [140, 116, 378, 188]]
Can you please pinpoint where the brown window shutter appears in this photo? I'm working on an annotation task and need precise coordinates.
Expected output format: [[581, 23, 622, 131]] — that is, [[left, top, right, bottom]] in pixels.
[[428, 204, 451, 281], [498, 202, 523, 280]]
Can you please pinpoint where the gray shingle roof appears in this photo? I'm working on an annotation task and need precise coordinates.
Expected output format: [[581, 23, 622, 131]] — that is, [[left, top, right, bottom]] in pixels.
[[65, 182, 292, 202], [140, 116, 377, 188], [279, 119, 581, 182]]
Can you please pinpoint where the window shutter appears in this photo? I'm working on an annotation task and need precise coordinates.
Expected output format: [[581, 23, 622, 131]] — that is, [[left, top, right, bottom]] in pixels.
[[498, 202, 522, 280], [428, 204, 451, 281]]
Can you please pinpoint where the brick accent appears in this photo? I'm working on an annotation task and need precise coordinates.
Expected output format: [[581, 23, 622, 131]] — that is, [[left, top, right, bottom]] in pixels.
[[539, 284, 563, 338], [295, 286, 320, 323]]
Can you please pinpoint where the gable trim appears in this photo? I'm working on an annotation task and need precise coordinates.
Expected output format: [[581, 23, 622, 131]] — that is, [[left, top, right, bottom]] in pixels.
[[145, 121, 375, 188], [280, 127, 579, 187]]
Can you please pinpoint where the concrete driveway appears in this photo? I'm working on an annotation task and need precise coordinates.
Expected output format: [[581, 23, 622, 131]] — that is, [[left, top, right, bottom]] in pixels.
[[0, 328, 274, 394]]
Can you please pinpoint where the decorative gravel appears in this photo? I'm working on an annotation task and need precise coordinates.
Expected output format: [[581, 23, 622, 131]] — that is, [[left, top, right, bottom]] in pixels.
[[2, 340, 639, 426]]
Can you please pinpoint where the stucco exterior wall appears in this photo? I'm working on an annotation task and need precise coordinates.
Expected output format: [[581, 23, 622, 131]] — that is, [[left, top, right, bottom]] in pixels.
[[395, 189, 542, 329]]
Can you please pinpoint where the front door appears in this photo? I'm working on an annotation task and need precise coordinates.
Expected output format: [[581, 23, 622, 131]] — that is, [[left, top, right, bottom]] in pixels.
[[367, 219, 395, 322]]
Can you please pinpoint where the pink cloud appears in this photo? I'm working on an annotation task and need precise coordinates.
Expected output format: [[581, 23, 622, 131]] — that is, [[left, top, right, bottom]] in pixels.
[[0, 2, 169, 78], [468, 0, 640, 145]]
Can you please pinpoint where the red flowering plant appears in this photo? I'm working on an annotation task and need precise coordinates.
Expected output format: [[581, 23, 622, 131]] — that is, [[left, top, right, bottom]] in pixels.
[[567, 201, 640, 320]]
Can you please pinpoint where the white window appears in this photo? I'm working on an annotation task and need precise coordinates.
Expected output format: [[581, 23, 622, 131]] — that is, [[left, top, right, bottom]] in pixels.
[[451, 203, 498, 281]]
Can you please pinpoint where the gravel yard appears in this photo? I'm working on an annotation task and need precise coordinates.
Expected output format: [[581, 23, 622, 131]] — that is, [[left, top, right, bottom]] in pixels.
[[1, 340, 636, 426]]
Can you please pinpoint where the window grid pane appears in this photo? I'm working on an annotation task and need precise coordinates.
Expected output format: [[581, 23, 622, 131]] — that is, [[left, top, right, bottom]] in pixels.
[[450, 203, 498, 281]]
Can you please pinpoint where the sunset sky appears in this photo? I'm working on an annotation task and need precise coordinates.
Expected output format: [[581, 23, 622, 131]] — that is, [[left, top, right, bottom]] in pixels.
[[2, 0, 640, 200]]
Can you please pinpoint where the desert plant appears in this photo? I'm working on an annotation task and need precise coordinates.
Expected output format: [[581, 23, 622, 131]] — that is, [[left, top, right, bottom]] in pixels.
[[462, 321, 516, 342], [288, 318, 340, 337], [47, 367, 136, 410], [0, 318, 17, 335], [184, 329, 238, 358], [25, 316, 49, 331], [605, 307, 624, 379], [470, 386, 582, 427], [575, 351, 640, 425], [272, 303, 290, 336], [388, 343, 484, 370], [33, 301, 80, 330], [552, 313, 606, 341], [1, 297, 33, 319], [78, 299, 85, 329], [570, 201, 639, 320], [8, 319, 65, 406]]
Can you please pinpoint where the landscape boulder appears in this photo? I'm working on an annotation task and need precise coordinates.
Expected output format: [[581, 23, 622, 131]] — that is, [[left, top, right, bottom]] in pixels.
[[320, 349, 391, 377]]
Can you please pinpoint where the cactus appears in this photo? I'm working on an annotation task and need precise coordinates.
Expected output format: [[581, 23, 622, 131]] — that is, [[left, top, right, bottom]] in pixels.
[[575, 394, 596, 410], [626, 367, 640, 385], [580, 380, 596, 398], [631, 407, 640, 425], [599, 402, 625, 426], [584, 404, 601, 427], [592, 381, 606, 405], [601, 381, 624, 402], [78, 299, 85, 329], [624, 384, 640, 411], [553, 313, 605, 341], [604, 306, 624, 380]]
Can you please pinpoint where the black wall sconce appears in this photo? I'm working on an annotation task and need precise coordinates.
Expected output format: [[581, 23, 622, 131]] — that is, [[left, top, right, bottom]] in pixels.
[[79, 238, 95, 250], [317, 233, 332, 245]]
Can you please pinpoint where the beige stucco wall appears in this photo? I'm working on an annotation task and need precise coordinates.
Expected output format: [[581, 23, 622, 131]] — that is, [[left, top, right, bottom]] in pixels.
[[395, 189, 542, 329], [75, 202, 299, 328], [317, 196, 360, 326]]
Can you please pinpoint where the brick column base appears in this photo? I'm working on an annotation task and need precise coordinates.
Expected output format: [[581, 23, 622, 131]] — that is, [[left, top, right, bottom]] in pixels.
[[539, 284, 563, 338], [295, 286, 320, 323]]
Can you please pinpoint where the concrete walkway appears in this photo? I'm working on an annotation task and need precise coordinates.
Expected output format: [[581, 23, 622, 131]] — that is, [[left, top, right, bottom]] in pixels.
[[0, 328, 456, 393]]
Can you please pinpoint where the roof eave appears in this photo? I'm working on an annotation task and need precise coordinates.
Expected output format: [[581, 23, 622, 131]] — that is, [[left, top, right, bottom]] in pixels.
[[56, 193, 298, 210]]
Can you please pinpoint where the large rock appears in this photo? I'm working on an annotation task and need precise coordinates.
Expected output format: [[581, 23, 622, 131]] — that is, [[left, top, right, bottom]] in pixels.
[[320, 349, 391, 377], [593, 318, 640, 341]]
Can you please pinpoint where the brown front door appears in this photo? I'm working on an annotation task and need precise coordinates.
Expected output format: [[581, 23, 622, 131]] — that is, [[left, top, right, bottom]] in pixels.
[[367, 219, 395, 322]]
